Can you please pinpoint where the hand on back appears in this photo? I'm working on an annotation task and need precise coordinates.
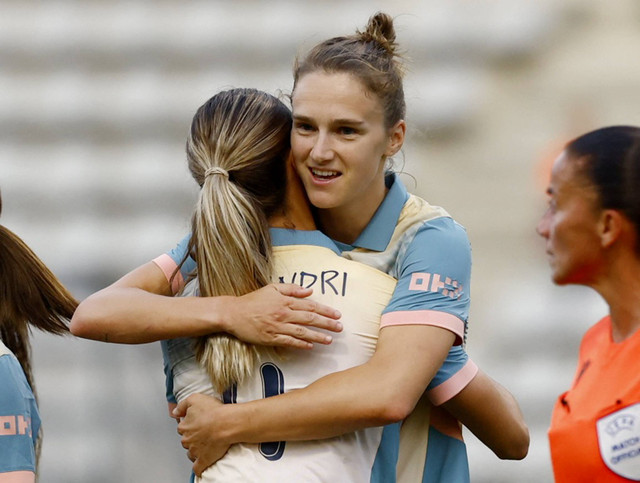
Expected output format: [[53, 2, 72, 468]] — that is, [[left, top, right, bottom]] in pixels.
[[222, 283, 342, 350]]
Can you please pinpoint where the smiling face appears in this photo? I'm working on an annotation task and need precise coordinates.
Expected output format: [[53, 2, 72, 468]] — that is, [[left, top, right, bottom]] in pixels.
[[537, 151, 605, 285], [291, 71, 404, 226]]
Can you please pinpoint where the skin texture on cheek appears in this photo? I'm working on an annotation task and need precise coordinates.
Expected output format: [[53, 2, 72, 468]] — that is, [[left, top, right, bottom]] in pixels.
[[542, 153, 603, 285]]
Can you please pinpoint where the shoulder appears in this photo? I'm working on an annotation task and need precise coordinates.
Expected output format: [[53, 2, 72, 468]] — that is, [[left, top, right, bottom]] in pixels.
[[0, 352, 35, 410], [154, 233, 195, 294], [0, 340, 11, 357], [397, 213, 471, 280], [582, 316, 611, 343], [166, 233, 193, 265], [395, 193, 469, 254], [414, 215, 470, 249], [577, 316, 611, 358]]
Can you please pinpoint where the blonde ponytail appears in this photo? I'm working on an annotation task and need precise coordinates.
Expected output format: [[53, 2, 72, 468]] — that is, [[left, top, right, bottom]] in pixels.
[[184, 89, 290, 393]]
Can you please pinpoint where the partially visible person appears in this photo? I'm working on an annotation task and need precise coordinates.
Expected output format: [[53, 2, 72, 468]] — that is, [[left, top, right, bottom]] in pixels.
[[538, 126, 640, 481], [0, 190, 77, 482]]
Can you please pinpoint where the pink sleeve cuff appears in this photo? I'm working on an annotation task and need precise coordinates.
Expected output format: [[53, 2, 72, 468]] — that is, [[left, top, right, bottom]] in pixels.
[[0, 471, 36, 483], [152, 254, 184, 295], [428, 359, 479, 406], [380, 310, 465, 345]]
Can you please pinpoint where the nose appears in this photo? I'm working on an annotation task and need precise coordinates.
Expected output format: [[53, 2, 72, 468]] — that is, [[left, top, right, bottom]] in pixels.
[[536, 210, 550, 238], [310, 131, 333, 163]]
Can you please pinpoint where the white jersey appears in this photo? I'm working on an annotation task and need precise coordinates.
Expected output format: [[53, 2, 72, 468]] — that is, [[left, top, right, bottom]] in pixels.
[[169, 242, 396, 482]]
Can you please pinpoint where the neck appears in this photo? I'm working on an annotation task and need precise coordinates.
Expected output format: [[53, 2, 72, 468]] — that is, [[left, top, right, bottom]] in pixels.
[[316, 208, 369, 245], [317, 183, 388, 245], [269, 167, 316, 231], [592, 250, 640, 342]]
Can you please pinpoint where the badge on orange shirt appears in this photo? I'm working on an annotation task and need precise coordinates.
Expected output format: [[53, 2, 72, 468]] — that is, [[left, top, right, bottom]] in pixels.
[[597, 402, 640, 480]]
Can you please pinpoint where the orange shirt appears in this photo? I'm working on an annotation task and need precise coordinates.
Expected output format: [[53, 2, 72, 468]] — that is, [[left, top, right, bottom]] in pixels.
[[549, 316, 640, 482]]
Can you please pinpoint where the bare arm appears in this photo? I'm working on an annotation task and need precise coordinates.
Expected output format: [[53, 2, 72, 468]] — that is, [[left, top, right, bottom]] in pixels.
[[176, 326, 529, 474], [70, 261, 342, 347], [442, 369, 529, 460], [175, 324, 455, 474]]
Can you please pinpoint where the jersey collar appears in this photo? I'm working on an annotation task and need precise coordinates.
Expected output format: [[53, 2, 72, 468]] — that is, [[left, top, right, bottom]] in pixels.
[[334, 172, 408, 252], [270, 227, 342, 255]]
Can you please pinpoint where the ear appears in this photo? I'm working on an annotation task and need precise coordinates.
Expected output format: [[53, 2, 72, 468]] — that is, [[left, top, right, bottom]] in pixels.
[[385, 120, 406, 157], [599, 209, 625, 248]]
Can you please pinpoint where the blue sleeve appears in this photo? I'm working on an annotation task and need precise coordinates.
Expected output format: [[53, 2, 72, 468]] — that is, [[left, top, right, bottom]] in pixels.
[[382, 217, 473, 394], [160, 235, 196, 405], [0, 355, 39, 473], [383, 216, 471, 331], [160, 341, 177, 405], [167, 233, 197, 281]]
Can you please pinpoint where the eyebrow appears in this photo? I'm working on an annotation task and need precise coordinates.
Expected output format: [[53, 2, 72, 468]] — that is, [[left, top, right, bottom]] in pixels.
[[293, 114, 365, 126], [333, 118, 365, 126], [292, 114, 312, 122]]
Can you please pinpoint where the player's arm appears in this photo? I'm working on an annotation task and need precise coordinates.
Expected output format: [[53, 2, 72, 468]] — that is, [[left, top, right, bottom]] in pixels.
[[176, 322, 456, 475], [402, 220, 529, 459], [442, 369, 529, 460], [176, 324, 453, 442], [70, 237, 342, 347]]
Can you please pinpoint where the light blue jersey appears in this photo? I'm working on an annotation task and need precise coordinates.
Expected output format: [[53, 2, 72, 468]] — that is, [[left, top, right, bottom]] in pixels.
[[339, 173, 474, 483], [0, 340, 40, 480]]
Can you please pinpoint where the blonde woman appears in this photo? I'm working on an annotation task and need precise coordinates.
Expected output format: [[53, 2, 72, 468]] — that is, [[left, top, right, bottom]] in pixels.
[[159, 88, 402, 481]]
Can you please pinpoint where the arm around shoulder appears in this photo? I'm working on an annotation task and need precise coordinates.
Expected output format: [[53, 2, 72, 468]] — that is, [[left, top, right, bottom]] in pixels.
[[70, 261, 228, 343], [71, 261, 342, 346]]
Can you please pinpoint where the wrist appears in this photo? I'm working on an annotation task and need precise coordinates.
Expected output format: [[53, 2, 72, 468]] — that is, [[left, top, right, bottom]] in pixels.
[[184, 294, 235, 337], [217, 403, 249, 445], [212, 295, 236, 336]]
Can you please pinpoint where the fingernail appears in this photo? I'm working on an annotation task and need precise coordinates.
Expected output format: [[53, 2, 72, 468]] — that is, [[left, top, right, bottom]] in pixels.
[[336, 322, 343, 331], [325, 335, 333, 343]]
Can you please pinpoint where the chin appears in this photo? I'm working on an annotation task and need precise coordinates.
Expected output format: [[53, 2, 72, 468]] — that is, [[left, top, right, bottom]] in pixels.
[[307, 194, 338, 210], [552, 274, 569, 286], [550, 266, 569, 286], [552, 270, 587, 287]]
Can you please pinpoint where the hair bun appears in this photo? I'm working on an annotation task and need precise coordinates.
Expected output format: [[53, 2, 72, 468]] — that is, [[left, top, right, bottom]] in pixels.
[[357, 12, 398, 55]]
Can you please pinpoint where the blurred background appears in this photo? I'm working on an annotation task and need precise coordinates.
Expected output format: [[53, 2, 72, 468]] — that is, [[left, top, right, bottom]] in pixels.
[[2, 0, 640, 481]]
